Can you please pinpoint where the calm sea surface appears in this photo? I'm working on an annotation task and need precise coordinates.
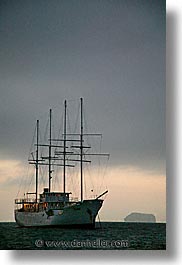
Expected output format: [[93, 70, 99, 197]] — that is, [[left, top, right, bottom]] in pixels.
[[0, 222, 166, 250]]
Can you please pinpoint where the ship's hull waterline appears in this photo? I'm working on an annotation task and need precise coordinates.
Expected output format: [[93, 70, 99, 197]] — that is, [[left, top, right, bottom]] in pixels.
[[15, 199, 103, 228]]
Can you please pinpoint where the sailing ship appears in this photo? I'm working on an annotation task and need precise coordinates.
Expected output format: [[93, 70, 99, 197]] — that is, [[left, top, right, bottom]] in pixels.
[[14, 98, 109, 228]]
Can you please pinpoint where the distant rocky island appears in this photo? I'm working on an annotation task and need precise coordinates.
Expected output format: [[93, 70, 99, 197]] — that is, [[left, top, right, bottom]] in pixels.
[[124, 212, 156, 223]]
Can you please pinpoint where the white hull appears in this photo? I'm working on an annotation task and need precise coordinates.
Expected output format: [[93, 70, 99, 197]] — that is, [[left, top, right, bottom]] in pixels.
[[15, 199, 103, 228]]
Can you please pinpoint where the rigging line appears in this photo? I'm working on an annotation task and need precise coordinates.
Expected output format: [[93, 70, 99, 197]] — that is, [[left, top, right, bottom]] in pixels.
[[40, 131, 48, 189], [39, 127, 45, 161], [52, 110, 64, 191], [28, 122, 37, 161], [98, 135, 102, 186], [72, 100, 80, 135], [83, 107, 92, 152], [55, 112, 64, 151], [38, 165, 42, 191], [39, 163, 43, 186], [67, 107, 71, 138], [44, 114, 49, 143], [17, 166, 25, 197], [39, 150, 50, 190], [24, 165, 33, 195], [69, 166, 76, 195], [24, 122, 37, 194], [69, 162, 79, 197], [40, 114, 49, 161], [52, 113, 55, 143], [84, 142, 96, 192], [52, 165, 57, 191], [84, 159, 95, 197], [27, 168, 34, 193], [84, 173, 87, 199], [98, 155, 110, 193], [41, 162, 47, 188], [68, 101, 78, 134], [16, 160, 30, 198], [57, 167, 61, 191], [39, 117, 49, 170]]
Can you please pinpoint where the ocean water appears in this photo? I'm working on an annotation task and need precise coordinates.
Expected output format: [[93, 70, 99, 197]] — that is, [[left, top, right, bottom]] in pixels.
[[0, 222, 166, 250]]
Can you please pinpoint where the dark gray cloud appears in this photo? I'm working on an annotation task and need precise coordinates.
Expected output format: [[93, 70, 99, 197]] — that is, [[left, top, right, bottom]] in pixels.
[[0, 0, 165, 172]]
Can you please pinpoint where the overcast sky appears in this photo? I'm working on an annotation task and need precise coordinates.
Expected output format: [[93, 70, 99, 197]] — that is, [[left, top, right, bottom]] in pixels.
[[0, 0, 165, 172]]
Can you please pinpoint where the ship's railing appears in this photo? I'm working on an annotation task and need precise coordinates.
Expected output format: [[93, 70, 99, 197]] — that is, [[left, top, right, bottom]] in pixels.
[[15, 198, 40, 204], [15, 197, 79, 204]]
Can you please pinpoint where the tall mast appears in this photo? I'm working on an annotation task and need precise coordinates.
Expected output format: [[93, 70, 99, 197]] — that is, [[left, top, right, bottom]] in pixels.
[[80, 97, 83, 201], [48, 109, 52, 192], [63, 100, 67, 195], [35, 119, 39, 203]]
